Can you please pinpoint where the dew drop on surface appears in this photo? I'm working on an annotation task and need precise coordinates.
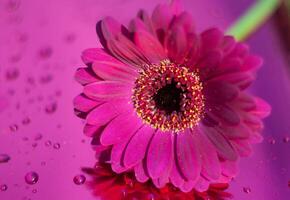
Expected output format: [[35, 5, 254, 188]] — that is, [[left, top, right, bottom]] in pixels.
[[22, 117, 31, 125], [6, 0, 21, 12], [39, 74, 53, 84], [6, 68, 19, 81], [0, 184, 8, 191], [32, 143, 38, 148], [34, 134, 43, 141], [10, 124, 18, 132], [25, 172, 39, 185], [283, 136, 289, 143], [64, 33, 76, 44], [32, 189, 37, 193], [38, 46, 53, 59], [53, 143, 60, 150], [0, 154, 10, 163], [73, 175, 86, 185], [44, 140, 52, 147], [243, 187, 251, 194], [45, 102, 57, 114], [268, 138, 276, 145]]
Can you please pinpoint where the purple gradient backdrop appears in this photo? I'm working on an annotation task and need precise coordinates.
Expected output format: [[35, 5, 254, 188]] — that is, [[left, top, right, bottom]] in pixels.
[[0, 0, 289, 199]]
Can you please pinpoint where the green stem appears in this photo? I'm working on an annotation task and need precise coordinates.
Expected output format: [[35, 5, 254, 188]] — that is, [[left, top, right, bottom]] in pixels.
[[226, 0, 281, 41]]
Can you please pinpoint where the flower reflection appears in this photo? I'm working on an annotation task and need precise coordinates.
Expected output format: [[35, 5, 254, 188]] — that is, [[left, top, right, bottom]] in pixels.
[[82, 163, 233, 200]]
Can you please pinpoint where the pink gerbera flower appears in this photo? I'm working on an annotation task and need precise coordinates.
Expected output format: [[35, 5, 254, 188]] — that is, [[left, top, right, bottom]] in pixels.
[[74, 1, 271, 192]]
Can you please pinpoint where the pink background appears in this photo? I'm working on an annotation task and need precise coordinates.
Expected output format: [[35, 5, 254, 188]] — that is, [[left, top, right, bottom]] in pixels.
[[0, 0, 289, 199]]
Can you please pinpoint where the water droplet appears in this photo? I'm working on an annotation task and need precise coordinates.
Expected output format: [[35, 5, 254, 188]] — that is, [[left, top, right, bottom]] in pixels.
[[243, 187, 251, 194], [44, 140, 52, 147], [22, 117, 31, 125], [9, 124, 18, 132], [32, 189, 37, 193], [53, 143, 60, 150], [38, 47, 53, 59], [268, 138, 276, 145], [0, 154, 10, 163], [6, 0, 21, 12], [45, 102, 57, 114], [25, 172, 39, 185], [64, 33, 76, 44], [34, 134, 43, 141], [283, 136, 289, 143], [6, 68, 19, 81], [39, 74, 53, 84], [0, 184, 8, 191], [32, 143, 38, 148], [73, 174, 86, 185]]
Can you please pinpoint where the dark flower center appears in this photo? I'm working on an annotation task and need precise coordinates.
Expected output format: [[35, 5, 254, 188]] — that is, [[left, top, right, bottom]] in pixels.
[[153, 82, 183, 114], [132, 60, 204, 132]]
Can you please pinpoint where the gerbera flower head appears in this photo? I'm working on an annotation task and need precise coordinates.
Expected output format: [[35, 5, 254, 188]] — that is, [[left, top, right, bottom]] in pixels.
[[83, 163, 233, 200], [74, 0, 271, 192]]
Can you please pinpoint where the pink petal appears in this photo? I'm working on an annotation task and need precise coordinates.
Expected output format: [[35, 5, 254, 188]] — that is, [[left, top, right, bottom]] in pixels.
[[210, 72, 254, 90], [73, 94, 101, 113], [165, 26, 188, 64], [136, 10, 156, 35], [83, 124, 104, 137], [170, 12, 194, 33], [134, 161, 149, 183], [129, 17, 150, 33], [107, 36, 149, 67], [92, 61, 137, 83], [198, 50, 223, 69], [201, 125, 238, 161], [100, 17, 123, 40], [124, 125, 155, 168], [86, 100, 130, 125], [169, 162, 185, 188], [147, 131, 173, 179], [205, 81, 239, 103], [82, 48, 109, 65], [100, 17, 149, 67], [200, 28, 223, 53], [176, 129, 201, 181], [151, 4, 174, 43], [234, 93, 256, 111], [242, 55, 263, 72], [252, 97, 271, 118], [194, 177, 210, 192], [100, 113, 143, 146], [84, 81, 132, 101], [170, 0, 183, 15], [194, 127, 221, 181], [220, 123, 250, 139], [75, 67, 100, 85], [152, 174, 169, 188], [221, 160, 238, 178], [220, 35, 236, 54], [211, 104, 240, 126], [134, 30, 166, 62], [111, 140, 129, 173], [231, 139, 252, 157], [227, 43, 249, 58], [152, 4, 174, 31], [181, 180, 196, 192]]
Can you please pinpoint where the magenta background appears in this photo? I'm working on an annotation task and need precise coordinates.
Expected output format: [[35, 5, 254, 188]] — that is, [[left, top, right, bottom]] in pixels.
[[0, 0, 289, 199]]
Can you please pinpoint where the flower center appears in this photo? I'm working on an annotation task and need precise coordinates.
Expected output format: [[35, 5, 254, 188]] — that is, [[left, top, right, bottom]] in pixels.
[[132, 60, 205, 132]]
